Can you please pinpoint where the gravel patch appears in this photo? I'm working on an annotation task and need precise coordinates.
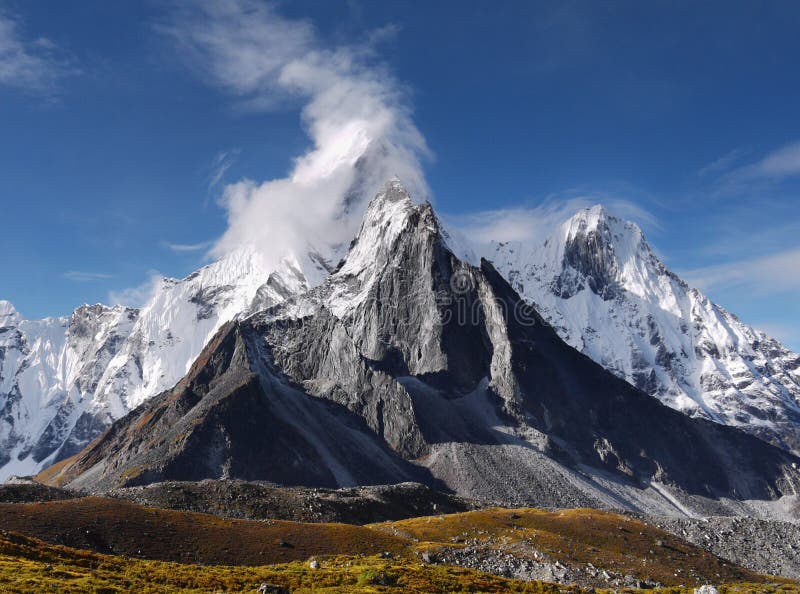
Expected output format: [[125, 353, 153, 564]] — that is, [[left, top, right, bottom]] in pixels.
[[648, 516, 800, 579]]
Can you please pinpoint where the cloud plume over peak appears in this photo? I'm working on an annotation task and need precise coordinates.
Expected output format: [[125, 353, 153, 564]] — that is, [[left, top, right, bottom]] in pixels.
[[161, 0, 430, 274]]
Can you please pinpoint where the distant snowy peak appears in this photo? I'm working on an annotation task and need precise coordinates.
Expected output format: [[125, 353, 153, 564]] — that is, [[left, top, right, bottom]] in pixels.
[[0, 301, 20, 326], [0, 302, 138, 478], [536, 205, 675, 301], [558, 205, 640, 297], [0, 246, 319, 481], [486, 204, 800, 455]]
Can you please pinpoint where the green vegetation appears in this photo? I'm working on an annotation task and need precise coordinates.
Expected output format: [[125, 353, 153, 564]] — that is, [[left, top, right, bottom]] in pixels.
[[0, 531, 583, 593], [0, 531, 797, 593]]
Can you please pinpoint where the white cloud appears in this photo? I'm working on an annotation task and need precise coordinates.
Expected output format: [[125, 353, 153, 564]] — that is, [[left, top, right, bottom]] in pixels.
[[0, 10, 72, 93], [160, 0, 430, 272], [61, 271, 114, 282], [445, 195, 659, 246], [367, 23, 402, 46], [107, 271, 162, 308], [158, 1, 314, 105], [162, 240, 212, 253], [681, 247, 800, 296]]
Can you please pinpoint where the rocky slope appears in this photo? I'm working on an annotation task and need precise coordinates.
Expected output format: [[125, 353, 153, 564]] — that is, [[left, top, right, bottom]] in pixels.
[[40, 182, 800, 517], [484, 206, 800, 455], [109, 480, 475, 524]]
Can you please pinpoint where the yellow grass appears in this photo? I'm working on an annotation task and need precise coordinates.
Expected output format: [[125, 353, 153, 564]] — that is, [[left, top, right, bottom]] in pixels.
[[370, 507, 766, 587], [0, 499, 798, 593], [0, 530, 585, 593]]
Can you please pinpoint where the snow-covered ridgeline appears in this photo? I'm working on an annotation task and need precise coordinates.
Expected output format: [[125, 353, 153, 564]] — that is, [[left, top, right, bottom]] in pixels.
[[0, 247, 316, 480]]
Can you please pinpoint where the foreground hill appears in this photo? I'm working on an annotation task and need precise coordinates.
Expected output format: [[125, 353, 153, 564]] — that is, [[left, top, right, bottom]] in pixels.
[[0, 494, 791, 591], [108, 480, 476, 524], [0, 531, 580, 594]]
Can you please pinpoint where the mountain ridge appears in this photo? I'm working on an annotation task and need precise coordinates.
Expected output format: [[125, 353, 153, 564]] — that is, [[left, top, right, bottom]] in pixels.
[[39, 183, 800, 520], [3, 181, 800, 484], [0, 249, 313, 480]]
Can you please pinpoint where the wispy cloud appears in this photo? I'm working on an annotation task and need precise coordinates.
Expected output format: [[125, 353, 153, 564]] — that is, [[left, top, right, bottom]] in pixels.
[[701, 141, 800, 195], [0, 10, 74, 94], [681, 247, 800, 296], [157, 1, 315, 109], [61, 271, 114, 282], [746, 142, 800, 179], [367, 23, 402, 46], [162, 240, 213, 253], [446, 194, 659, 246], [697, 148, 747, 179], [107, 271, 162, 308], [159, 0, 430, 273], [207, 149, 240, 191]]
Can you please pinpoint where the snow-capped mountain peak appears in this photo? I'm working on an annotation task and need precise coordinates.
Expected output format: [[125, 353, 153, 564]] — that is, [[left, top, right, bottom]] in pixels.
[[486, 205, 800, 455], [337, 178, 418, 277], [540, 205, 671, 304]]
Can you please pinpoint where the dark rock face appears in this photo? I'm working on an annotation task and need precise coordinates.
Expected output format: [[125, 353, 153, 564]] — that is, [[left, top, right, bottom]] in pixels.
[[190, 286, 234, 321], [556, 224, 620, 300], [41, 184, 800, 512], [53, 412, 112, 462], [482, 260, 797, 499]]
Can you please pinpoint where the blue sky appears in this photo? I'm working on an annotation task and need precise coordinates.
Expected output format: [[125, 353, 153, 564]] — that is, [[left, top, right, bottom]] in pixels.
[[1, 0, 799, 349]]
